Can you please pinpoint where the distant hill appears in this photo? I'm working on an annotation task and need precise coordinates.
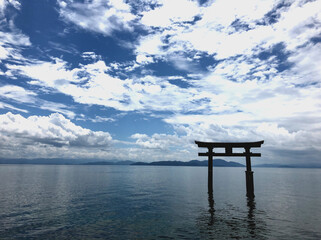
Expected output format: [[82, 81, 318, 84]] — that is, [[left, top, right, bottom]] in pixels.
[[254, 163, 321, 168], [254, 163, 294, 168], [0, 158, 243, 167], [132, 159, 244, 167], [0, 158, 81, 165], [1, 159, 320, 168], [82, 160, 134, 165], [0, 158, 133, 165]]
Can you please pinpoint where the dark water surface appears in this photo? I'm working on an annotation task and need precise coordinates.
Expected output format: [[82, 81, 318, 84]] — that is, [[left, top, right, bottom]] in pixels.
[[0, 165, 320, 239]]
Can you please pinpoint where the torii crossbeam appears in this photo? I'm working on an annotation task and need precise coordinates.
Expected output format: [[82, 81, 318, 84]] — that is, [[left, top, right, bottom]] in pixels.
[[195, 140, 264, 198]]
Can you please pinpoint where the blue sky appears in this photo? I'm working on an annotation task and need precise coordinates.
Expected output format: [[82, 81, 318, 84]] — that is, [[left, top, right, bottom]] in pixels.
[[0, 0, 321, 164]]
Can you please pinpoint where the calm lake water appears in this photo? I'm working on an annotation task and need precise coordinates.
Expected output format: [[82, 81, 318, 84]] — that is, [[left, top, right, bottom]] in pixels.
[[0, 165, 321, 239]]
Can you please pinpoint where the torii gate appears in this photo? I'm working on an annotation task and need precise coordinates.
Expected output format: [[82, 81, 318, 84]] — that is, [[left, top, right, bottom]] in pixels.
[[195, 140, 264, 198]]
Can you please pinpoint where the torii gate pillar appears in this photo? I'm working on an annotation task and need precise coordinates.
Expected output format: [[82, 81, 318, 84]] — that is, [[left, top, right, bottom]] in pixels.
[[208, 147, 213, 192], [195, 140, 264, 198], [245, 147, 254, 198]]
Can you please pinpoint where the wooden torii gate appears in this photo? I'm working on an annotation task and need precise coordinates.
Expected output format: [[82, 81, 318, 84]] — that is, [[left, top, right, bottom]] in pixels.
[[195, 140, 264, 198]]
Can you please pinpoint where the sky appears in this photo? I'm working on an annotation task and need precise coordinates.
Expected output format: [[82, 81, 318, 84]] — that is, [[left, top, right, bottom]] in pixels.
[[0, 0, 320, 164]]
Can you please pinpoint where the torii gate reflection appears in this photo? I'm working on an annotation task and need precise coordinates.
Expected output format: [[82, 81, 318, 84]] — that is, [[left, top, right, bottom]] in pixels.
[[195, 140, 264, 198]]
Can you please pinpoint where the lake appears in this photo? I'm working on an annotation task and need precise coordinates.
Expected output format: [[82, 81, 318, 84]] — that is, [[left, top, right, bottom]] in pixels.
[[0, 165, 321, 239]]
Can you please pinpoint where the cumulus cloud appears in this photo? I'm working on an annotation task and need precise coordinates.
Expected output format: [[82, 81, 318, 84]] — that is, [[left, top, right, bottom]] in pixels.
[[131, 117, 321, 164], [140, 0, 199, 28], [2, 0, 321, 164], [136, 54, 154, 64], [135, 0, 321, 65], [58, 0, 136, 36], [135, 33, 165, 58], [131, 132, 187, 150], [0, 112, 113, 158], [6, 47, 321, 162], [7, 58, 135, 110], [6, 57, 209, 113]]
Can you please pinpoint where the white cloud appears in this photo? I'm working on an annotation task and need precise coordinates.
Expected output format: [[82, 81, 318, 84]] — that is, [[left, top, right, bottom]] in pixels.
[[76, 115, 116, 123], [0, 0, 21, 15], [0, 84, 76, 118], [6, 48, 321, 162], [286, 42, 321, 85], [0, 101, 28, 113], [131, 133, 182, 149], [8, 58, 79, 87], [128, 119, 320, 163], [7, 58, 136, 110], [2, 0, 321, 164], [0, 45, 9, 60], [0, 112, 113, 159], [135, 0, 321, 62], [129, 132, 197, 161], [0, 84, 36, 102], [135, 33, 165, 57], [82, 52, 100, 60], [199, 0, 276, 29], [140, 0, 199, 27], [274, 0, 321, 51], [58, 0, 136, 36], [91, 116, 116, 123], [0, 28, 30, 61], [0, 0, 31, 63], [0, 26, 30, 46], [158, 115, 321, 163], [7, 58, 210, 113], [136, 54, 154, 64]]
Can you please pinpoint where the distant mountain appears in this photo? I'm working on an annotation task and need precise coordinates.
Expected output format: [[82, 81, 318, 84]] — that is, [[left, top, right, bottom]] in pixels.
[[1, 159, 320, 168], [132, 159, 245, 167], [0, 158, 134, 165], [213, 159, 245, 167], [0, 158, 81, 165], [254, 164, 294, 168], [254, 163, 321, 168], [82, 160, 134, 165]]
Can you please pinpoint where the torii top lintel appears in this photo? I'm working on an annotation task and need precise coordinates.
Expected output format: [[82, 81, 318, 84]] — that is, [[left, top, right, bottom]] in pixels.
[[195, 140, 264, 148], [195, 140, 264, 157]]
